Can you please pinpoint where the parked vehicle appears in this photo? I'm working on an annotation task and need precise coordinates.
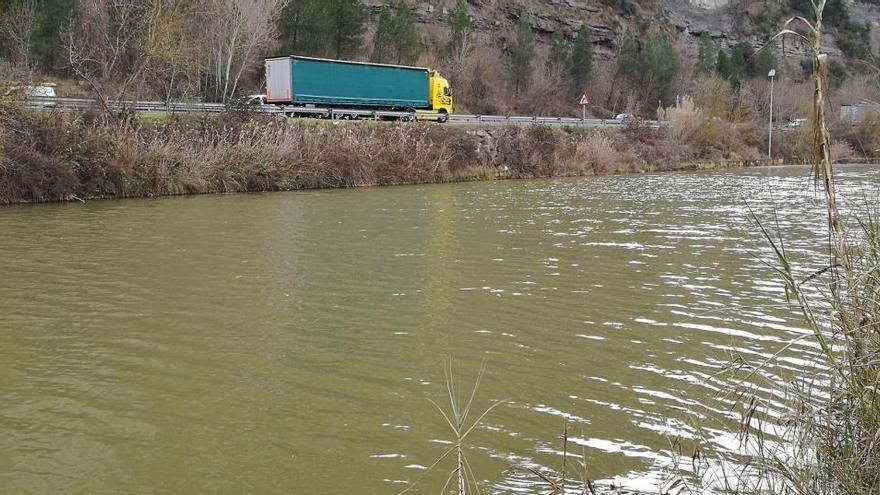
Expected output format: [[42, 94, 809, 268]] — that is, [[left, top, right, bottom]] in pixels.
[[4, 83, 57, 107], [786, 118, 808, 129], [264, 56, 453, 122], [243, 94, 267, 106]]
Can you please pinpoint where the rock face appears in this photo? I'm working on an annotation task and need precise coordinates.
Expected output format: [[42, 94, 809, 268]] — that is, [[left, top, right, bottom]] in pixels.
[[365, 0, 866, 65], [688, 0, 729, 8]]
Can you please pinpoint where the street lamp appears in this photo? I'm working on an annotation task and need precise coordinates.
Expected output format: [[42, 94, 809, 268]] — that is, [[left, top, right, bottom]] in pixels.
[[768, 69, 777, 160]]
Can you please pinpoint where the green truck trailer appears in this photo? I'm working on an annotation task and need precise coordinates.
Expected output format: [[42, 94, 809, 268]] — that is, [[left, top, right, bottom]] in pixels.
[[264, 56, 453, 121]]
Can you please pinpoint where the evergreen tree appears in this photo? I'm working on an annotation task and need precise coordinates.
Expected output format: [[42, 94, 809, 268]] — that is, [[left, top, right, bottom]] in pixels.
[[569, 23, 593, 93], [509, 11, 534, 94], [547, 31, 569, 71], [695, 33, 716, 74], [789, 0, 848, 27], [715, 49, 732, 80], [0, 0, 78, 69], [447, 0, 472, 62], [617, 31, 679, 104], [715, 42, 777, 86], [372, 1, 421, 65], [327, 0, 368, 59], [276, 0, 331, 57], [751, 47, 776, 78], [715, 43, 746, 86], [371, 5, 394, 62], [390, 1, 420, 64]]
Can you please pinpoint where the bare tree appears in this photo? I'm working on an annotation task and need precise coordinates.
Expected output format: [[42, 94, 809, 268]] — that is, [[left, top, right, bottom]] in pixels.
[[76, 0, 142, 81], [140, 0, 203, 105], [1, 0, 38, 69], [64, 0, 160, 112], [205, 0, 282, 102]]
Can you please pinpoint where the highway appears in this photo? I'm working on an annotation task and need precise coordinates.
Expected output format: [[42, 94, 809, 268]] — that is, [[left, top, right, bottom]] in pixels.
[[24, 96, 665, 128]]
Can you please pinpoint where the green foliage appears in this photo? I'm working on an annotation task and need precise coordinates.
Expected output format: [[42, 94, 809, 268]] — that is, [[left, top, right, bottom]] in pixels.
[[327, 0, 369, 59], [547, 31, 569, 71], [0, 0, 78, 69], [789, 0, 871, 61], [371, 6, 394, 62], [276, 0, 368, 59], [509, 11, 534, 94], [835, 21, 871, 60], [715, 42, 748, 85], [803, 57, 848, 86], [715, 50, 730, 81], [569, 23, 593, 93], [716, 42, 776, 86], [390, 1, 420, 64], [276, 0, 333, 56], [695, 33, 716, 75], [788, 0, 848, 27], [446, 0, 473, 61], [828, 58, 848, 86], [371, 1, 421, 65], [752, 47, 776, 79], [618, 31, 679, 104], [599, 0, 638, 16]]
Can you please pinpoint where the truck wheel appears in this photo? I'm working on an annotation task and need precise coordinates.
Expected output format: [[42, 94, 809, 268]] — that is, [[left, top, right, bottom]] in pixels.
[[438, 110, 449, 124]]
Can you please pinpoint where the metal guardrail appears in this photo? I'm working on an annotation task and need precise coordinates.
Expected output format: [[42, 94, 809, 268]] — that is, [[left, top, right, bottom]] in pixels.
[[24, 97, 664, 128], [450, 114, 664, 128], [24, 97, 233, 113]]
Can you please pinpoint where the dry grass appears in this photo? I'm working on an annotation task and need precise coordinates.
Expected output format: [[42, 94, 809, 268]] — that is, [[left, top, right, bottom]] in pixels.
[[0, 109, 801, 205]]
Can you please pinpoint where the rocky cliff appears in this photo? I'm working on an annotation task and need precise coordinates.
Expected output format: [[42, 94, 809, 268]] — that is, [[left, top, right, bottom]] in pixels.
[[363, 0, 880, 68]]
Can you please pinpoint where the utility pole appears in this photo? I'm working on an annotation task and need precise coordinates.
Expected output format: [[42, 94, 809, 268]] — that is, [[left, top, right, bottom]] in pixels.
[[768, 69, 776, 160]]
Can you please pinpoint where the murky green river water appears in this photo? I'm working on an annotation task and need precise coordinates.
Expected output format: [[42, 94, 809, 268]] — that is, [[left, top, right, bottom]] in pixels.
[[1, 165, 878, 494]]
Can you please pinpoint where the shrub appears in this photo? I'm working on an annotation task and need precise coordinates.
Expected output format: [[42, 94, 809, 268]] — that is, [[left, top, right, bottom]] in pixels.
[[690, 75, 751, 122], [573, 132, 617, 174], [0, 108, 800, 205], [856, 111, 880, 157], [658, 95, 704, 144], [0, 144, 79, 203]]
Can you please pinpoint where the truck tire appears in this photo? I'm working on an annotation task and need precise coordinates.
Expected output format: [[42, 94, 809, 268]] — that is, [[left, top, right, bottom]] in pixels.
[[438, 110, 449, 124]]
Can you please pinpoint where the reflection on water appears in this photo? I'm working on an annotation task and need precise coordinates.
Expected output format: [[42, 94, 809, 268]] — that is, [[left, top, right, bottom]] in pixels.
[[1, 165, 877, 493]]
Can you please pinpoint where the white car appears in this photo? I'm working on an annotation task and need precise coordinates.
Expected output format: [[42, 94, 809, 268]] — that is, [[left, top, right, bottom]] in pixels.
[[786, 118, 808, 129], [615, 113, 635, 122], [4, 83, 57, 107], [244, 94, 268, 106]]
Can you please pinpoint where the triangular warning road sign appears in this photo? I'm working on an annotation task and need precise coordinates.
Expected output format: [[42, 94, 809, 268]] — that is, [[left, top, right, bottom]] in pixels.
[[578, 93, 591, 106]]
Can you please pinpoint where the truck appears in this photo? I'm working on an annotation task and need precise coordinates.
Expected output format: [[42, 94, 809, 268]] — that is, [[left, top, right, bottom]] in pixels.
[[264, 56, 453, 122]]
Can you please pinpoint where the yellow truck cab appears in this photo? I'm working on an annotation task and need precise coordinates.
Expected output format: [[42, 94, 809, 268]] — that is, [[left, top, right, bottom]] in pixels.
[[428, 71, 453, 121]]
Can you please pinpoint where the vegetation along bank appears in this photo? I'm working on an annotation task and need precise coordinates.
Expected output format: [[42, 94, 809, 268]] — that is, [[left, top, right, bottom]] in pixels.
[[1, 102, 878, 205]]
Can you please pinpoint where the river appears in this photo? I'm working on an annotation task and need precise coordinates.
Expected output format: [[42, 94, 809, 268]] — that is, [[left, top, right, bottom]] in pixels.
[[1, 165, 878, 494]]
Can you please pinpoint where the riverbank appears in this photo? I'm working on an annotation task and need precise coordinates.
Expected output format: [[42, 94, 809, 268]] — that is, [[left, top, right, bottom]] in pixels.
[[0, 108, 861, 205]]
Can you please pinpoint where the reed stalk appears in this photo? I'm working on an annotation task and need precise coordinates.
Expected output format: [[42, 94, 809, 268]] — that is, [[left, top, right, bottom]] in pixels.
[[684, 2, 880, 493]]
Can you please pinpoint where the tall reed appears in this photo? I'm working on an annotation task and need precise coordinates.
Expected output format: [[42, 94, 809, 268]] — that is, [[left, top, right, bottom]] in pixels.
[[400, 358, 506, 495], [677, 2, 880, 493]]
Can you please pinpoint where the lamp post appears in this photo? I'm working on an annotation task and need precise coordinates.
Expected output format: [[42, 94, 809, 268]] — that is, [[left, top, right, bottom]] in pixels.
[[768, 69, 776, 160]]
